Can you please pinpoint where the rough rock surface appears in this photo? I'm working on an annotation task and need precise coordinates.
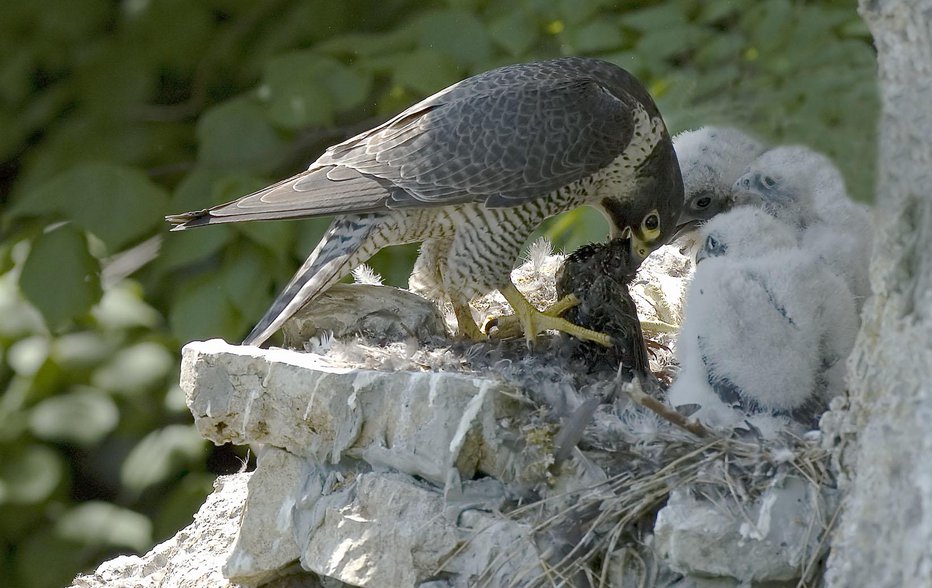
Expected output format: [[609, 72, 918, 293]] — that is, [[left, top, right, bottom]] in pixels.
[[656, 476, 835, 582], [69, 474, 323, 588], [183, 340, 563, 587], [821, 1, 932, 586], [73, 238, 840, 587], [283, 283, 448, 347], [182, 340, 531, 486]]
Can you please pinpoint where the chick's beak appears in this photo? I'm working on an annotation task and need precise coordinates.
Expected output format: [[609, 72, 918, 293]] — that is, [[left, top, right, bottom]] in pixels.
[[729, 190, 764, 209]]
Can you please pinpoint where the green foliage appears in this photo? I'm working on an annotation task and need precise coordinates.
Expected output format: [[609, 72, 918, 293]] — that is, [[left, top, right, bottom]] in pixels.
[[0, 0, 878, 586], [10, 163, 170, 251], [18, 224, 101, 330]]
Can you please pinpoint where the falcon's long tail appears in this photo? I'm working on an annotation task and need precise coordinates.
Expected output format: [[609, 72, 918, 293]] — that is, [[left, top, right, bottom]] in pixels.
[[243, 214, 385, 346]]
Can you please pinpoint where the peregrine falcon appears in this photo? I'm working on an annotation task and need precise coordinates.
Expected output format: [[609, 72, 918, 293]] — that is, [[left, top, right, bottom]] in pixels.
[[167, 57, 684, 347]]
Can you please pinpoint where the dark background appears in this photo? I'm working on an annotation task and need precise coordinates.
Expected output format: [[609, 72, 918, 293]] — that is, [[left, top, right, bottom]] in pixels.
[[0, 1, 877, 586]]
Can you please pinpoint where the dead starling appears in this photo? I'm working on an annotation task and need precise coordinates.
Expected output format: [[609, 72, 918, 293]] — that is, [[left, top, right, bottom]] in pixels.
[[554, 237, 650, 376]]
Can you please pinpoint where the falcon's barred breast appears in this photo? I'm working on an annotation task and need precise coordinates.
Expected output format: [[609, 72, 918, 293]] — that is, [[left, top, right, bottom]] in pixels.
[[167, 57, 684, 347]]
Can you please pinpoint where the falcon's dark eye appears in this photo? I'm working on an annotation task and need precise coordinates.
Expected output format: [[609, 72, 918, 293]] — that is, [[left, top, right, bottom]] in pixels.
[[644, 213, 659, 231], [762, 176, 777, 189], [695, 196, 712, 209]]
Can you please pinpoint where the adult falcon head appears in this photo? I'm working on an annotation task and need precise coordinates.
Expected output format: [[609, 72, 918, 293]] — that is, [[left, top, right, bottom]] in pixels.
[[167, 57, 684, 347]]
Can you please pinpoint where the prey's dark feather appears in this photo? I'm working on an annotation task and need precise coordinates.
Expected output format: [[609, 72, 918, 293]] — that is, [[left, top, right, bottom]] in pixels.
[[555, 238, 649, 375]]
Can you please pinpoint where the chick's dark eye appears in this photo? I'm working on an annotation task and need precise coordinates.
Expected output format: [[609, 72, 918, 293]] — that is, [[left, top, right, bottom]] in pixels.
[[762, 176, 777, 189], [644, 214, 659, 231], [695, 196, 712, 209]]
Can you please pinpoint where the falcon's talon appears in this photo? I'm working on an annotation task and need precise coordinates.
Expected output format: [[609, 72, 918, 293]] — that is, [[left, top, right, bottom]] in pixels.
[[638, 318, 679, 335], [484, 292, 584, 339], [543, 294, 581, 317], [452, 301, 486, 340], [481, 314, 519, 339], [498, 284, 613, 347], [646, 339, 671, 353]]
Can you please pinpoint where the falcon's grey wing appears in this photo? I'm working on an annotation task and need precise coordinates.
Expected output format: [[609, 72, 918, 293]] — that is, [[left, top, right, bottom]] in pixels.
[[167, 58, 644, 229], [323, 67, 643, 207]]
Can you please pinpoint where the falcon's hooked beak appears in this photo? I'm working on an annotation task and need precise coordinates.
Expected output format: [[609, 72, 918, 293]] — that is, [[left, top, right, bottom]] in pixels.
[[614, 226, 645, 262], [628, 228, 651, 262], [601, 201, 662, 263]]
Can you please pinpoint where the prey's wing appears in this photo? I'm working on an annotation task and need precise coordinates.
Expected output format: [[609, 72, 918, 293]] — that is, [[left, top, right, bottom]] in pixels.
[[168, 71, 639, 229]]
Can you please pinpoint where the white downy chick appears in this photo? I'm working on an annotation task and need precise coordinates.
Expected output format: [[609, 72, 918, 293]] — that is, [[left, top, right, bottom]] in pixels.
[[694, 207, 797, 264], [669, 210, 859, 430], [673, 126, 768, 228], [733, 145, 873, 305]]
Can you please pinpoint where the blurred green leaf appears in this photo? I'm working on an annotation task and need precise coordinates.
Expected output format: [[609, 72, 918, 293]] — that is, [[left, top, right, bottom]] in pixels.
[[413, 9, 493, 67], [260, 51, 335, 128], [121, 425, 206, 494], [118, 0, 213, 68], [622, 4, 688, 31], [221, 243, 276, 320], [0, 444, 63, 505], [316, 28, 415, 58], [317, 58, 373, 115], [197, 97, 288, 173], [56, 501, 153, 552], [91, 341, 174, 395], [698, 0, 742, 23], [566, 20, 624, 54], [741, 0, 795, 54], [29, 387, 119, 445], [10, 163, 170, 252], [6, 336, 49, 377], [72, 43, 154, 117], [489, 10, 539, 56], [393, 49, 463, 96], [156, 227, 233, 276], [51, 332, 114, 371], [636, 25, 711, 62], [15, 527, 85, 588], [92, 281, 162, 331], [234, 220, 297, 258], [557, 0, 604, 26], [18, 223, 101, 330], [169, 272, 241, 344]]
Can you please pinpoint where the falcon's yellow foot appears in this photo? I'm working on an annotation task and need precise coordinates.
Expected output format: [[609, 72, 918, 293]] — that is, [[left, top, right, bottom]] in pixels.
[[482, 293, 582, 339], [452, 300, 486, 340], [545, 293, 583, 317], [639, 318, 679, 335], [483, 285, 612, 347]]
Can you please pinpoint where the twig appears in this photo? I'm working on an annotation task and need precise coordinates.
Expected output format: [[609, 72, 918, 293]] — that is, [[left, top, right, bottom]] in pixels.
[[623, 377, 710, 438]]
